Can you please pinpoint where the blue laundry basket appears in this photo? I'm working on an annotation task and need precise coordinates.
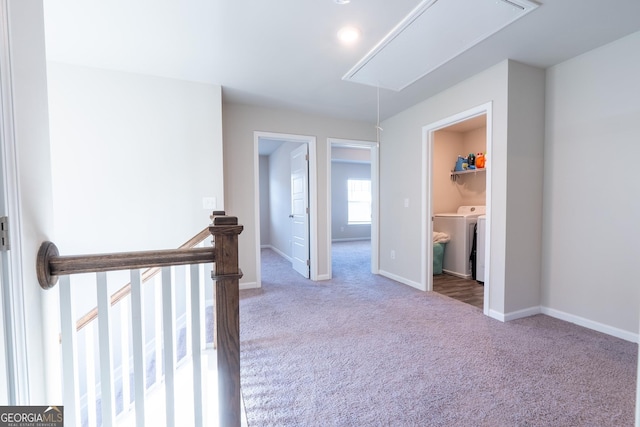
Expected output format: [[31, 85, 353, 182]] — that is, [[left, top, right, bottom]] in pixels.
[[433, 242, 446, 275]]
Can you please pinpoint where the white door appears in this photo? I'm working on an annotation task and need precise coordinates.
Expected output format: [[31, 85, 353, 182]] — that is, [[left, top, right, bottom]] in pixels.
[[290, 144, 310, 278]]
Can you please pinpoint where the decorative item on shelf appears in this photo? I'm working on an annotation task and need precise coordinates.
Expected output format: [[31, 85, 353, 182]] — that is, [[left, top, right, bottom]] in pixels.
[[450, 151, 487, 181], [467, 153, 475, 169]]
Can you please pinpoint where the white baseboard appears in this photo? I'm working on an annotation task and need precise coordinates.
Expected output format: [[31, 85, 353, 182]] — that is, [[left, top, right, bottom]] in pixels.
[[240, 282, 260, 290], [487, 305, 638, 343], [378, 270, 424, 291], [316, 274, 331, 281], [489, 306, 542, 322], [541, 307, 638, 343], [266, 245, 292, 262], [442, 269, 471, 280], [331, 238, 371, 242]]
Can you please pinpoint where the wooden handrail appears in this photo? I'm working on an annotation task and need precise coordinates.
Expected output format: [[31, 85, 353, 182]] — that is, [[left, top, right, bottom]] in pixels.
[[49, 245, 215, 276], [37, 223, 214, 290], [75, 226, 212, 332]]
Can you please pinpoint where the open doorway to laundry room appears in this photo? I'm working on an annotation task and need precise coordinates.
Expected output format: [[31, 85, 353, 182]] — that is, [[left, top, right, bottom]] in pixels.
[[422, 103, 492, 315], [327, 138, 379, 279], [254, 131, 318, 287]]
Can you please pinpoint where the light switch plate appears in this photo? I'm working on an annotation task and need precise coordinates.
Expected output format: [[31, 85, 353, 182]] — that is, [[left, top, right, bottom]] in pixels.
[[202, 197, 216, 210]]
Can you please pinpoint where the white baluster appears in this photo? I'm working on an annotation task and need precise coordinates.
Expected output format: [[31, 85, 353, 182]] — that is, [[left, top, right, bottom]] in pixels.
[[84, 324, 97, 426], [60, 276, 81, 427], [185, 265, 193, 360], [97, 272, 116, 426], [162, 267, 176, 427], [203, 262, 215, 349], [190, 264, 204, 427], [119, 291, 131, 416], [130, 269, 146, 426], [174, 265, 186, 364], [153, 275, 163, 387]]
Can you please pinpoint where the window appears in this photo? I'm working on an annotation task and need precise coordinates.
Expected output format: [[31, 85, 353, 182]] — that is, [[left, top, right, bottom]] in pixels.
[[347, 179, 371, 224]]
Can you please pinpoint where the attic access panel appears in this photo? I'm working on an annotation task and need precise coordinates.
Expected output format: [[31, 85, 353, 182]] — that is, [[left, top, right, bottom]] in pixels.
[[343, 0, 539, 91]]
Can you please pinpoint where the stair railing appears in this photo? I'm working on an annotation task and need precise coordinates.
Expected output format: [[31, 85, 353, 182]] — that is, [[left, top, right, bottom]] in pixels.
[[73, 226, 212, 333], [36, 212, 243, 427]]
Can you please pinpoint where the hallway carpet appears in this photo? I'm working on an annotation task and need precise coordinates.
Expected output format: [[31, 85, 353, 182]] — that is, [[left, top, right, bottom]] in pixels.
[[239, 241, 637, 426]]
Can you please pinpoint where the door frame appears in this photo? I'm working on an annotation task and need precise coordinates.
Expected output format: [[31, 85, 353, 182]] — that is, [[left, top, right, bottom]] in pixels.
[[253, 131, 318, 287], [421, 102, 493, 315], [327, 138, 379, 277], [0, 0, 28, 403]]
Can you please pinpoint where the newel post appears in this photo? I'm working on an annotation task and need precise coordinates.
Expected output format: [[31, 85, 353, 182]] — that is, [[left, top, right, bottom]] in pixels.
[[209, 212, 244, 427]]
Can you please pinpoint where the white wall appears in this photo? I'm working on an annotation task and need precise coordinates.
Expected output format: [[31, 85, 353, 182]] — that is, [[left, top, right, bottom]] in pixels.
[[542, 31, 640, 337], [44, 62, 225, 402], [268, 142, 302, 257], [47, 62, 224, 253], [258, 155, 270, 246], [380, 60, 510, 308], [332, 146, 371, 163], [222, 103, 376, 286], [503, 61, 545, 315], [47, 62, 224, 320], [379, 60, 545, 318], [6, 0, 55, 403]]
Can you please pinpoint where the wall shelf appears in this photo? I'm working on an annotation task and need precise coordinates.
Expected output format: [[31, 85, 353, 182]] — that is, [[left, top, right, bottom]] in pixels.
[[450, 168, 486, 181]]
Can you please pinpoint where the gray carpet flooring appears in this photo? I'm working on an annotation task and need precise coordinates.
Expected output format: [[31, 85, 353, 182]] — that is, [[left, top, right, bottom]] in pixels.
[[239, 241, 637, 426]]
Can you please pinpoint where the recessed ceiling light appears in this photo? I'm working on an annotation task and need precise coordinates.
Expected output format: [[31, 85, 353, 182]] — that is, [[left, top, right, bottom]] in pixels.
[[334, 0, 351, 4], [337, 26, 360, 44]]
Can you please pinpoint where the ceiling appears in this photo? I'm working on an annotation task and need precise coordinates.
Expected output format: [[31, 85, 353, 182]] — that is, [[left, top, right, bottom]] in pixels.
[[42, 0, 640, 123], [441, 114, 486, 133]]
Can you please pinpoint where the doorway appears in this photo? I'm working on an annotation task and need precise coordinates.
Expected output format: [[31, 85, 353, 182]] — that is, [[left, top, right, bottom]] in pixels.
[[422, 103, 492, 315], [327, 138, 379, 278], [253, 131, 317, 287]]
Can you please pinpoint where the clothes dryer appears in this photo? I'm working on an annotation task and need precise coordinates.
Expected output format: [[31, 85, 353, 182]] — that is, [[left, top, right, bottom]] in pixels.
[[433, 206, 485, 278]]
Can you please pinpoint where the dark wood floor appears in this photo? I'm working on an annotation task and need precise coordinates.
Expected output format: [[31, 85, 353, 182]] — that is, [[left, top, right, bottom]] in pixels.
[[433, 273, 484, 310]]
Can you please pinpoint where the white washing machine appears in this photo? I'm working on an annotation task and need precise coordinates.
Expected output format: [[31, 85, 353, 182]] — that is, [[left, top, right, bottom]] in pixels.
[[433, 206, 486, 279]]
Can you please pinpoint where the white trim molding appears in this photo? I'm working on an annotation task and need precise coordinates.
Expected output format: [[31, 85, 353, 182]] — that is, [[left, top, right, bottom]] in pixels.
[[253, 131, 318, 286], [327, 138, 379, 279], [488, 305, 638, 343], [378, 270, 422, 291], [489, 306, 541, 322], [422, 102, 493, 309], [266, 245, 292, 263], [541, 307, 638, 343], [0, 0, 28, 404]]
